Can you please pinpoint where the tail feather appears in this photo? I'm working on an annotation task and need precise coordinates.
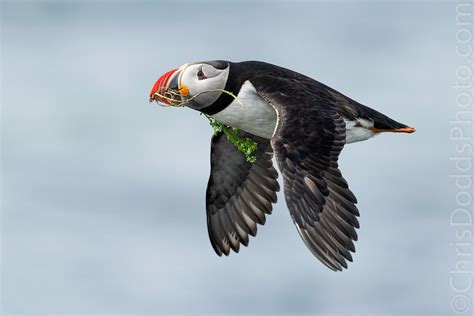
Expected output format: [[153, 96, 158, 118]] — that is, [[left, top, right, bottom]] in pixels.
[[327, 86, 415, 133], [356, 103, 412, 131]]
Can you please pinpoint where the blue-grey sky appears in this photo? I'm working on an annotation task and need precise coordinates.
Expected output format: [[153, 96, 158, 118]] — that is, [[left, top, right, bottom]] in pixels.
[[1, 0, 466, 315]]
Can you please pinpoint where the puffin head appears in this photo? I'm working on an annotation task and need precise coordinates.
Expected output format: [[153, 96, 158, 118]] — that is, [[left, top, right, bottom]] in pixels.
[[149, 60, 231, 111]]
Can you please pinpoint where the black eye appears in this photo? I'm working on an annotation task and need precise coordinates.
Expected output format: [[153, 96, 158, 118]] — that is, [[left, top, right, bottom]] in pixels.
[[197, 68, 207, 80]]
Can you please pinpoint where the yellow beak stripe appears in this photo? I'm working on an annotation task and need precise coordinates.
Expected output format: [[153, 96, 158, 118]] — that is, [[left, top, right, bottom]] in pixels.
[[179, 85, 189, 96]]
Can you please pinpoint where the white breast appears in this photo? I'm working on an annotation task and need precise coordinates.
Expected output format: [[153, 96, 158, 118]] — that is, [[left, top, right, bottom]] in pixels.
[[212, 82, 374, 144], [211, 81, 277, 139]]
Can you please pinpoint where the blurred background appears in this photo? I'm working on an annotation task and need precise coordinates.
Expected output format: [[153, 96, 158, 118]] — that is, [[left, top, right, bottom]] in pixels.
[[1, 0, 465, 315]]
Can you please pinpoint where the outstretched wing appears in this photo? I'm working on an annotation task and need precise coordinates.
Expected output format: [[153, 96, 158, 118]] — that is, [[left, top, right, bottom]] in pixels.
[[206, 131, 280, 256], [255, 74, 360, 271]]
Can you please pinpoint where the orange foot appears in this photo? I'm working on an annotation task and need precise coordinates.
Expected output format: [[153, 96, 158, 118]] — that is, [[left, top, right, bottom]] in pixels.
[[370, 127, 416, 134]]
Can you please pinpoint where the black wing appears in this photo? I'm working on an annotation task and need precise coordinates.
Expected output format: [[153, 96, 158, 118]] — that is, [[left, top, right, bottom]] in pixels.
[[206, 131, 280, 256], [254, 72, 360, 271]]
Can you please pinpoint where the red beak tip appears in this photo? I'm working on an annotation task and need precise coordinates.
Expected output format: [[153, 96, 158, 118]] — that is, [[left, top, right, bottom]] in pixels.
[[149, 82, 160, 97], [149, 68, 179, 104]]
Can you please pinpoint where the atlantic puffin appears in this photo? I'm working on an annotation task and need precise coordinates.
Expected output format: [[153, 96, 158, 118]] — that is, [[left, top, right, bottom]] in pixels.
[[149, 60, 415, 271]]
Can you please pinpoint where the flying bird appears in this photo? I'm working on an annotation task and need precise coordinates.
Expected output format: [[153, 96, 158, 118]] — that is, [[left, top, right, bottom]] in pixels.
[[149, 60, 415, 271]]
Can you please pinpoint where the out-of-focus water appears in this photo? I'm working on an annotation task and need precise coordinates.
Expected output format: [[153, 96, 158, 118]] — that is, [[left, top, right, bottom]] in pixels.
[[1, 1, 461, 314]]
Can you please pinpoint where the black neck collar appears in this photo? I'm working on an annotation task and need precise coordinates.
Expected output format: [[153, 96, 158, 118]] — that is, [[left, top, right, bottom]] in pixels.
[[199, 62, 245, 116]]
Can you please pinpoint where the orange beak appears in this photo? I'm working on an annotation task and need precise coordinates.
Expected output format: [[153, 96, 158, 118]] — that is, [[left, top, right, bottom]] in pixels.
[[149, 68, 179, 105], [149, 66, 190, 106]]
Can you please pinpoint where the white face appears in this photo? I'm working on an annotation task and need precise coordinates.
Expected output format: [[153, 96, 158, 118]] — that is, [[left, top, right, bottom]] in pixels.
[[179, 62, 230, 110]]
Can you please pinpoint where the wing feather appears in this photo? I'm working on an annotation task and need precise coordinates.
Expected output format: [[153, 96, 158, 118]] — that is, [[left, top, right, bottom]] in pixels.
[[206, 131, 280, 256], [253, 73, 360, 271]]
